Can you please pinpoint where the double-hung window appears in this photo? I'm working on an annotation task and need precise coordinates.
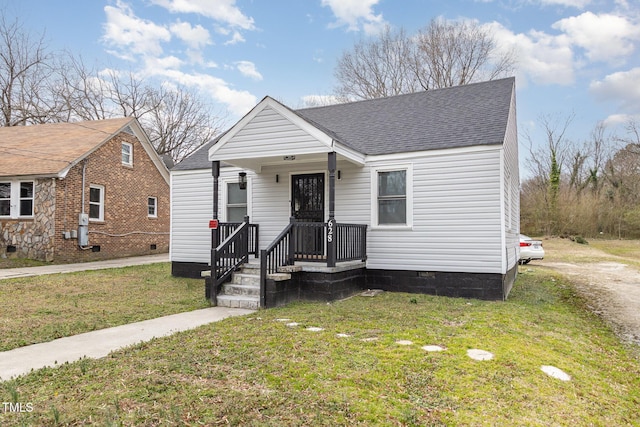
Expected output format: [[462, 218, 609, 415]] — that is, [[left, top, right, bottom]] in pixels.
[[148, 197, 157, 218], [0, 181, 34, 218], [0, 182, 10, 217], [89, 185, 105, 221], [121, 142, 133, 166], [372, 165, 412, 228]]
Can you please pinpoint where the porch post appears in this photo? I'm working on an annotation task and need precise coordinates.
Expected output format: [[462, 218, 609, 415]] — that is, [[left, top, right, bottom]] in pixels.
[[210, 160, 220, 305], [327, 152, 336, 267]]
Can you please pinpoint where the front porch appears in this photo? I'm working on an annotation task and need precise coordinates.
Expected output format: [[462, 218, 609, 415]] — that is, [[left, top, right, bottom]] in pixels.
[[205, 217, 367, 308]]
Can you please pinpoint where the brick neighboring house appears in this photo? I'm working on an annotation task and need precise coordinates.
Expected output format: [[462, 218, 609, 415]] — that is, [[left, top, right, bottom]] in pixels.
[[0, 117, 170, 262]]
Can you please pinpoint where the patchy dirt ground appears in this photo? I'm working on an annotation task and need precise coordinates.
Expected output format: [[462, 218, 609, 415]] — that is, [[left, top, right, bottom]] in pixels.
[[532, 238, 640, 346]]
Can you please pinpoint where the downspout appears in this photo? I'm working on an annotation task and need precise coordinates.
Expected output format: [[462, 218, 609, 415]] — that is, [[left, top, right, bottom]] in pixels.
[[78, 160, 91, 250]]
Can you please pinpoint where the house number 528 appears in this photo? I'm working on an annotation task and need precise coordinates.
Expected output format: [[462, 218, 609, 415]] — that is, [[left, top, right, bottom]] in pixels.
[[327, 219, 334, 243]]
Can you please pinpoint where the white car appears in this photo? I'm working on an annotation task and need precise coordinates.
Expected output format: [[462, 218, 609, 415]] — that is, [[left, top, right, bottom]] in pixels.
[[519, 234, 544, 264]]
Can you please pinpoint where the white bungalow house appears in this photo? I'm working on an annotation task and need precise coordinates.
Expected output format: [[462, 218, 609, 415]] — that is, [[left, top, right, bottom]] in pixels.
[[170, 77, 520, 308]]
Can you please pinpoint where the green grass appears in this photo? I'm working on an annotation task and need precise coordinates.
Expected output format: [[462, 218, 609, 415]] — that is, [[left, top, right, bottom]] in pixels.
[[0, 263, 208, 351], [0, 257, 50, 269], [1, 267, 639, 426]]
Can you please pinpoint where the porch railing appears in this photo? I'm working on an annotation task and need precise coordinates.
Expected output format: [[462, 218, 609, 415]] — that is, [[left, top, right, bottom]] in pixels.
[[259, 219, 367, 307], [211, 217, 259, 300], [216, 221, 259, 257]]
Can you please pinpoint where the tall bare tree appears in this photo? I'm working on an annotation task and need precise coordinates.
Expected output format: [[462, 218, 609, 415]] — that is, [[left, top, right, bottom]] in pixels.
[[0, 14, 53, 125], [334, 26, 419, 100], [334, 19, 515, 100]]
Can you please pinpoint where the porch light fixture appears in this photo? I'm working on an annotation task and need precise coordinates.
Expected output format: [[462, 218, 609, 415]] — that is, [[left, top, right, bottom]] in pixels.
[[276, 174, 279, 183], [337, 170, 341, 180], [238, 172, 247, 190]]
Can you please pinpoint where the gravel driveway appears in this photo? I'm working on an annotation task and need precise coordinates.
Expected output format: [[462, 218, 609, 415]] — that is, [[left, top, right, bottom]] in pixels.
[[534, 240, 640, 346]]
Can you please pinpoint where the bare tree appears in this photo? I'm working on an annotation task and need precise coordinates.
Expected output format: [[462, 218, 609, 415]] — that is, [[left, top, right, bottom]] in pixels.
[[413, 18, 515, 90], [334, 26, 419, 100], [334, 19, 515, 100], [142, 85, 223, 162], [0, 14, 54, 125], [524, 113, 575, 235]]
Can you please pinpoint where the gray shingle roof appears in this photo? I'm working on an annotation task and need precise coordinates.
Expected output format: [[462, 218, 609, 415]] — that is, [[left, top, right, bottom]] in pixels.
[[296, 77, 514, 156], [173, 77, 514, 170]]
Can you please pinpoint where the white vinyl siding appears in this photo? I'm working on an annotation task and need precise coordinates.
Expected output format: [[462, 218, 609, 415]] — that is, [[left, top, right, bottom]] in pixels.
[[502, 88, 520, 272], [365, 148, 504, 274], [170, 167, 251, 264], [211, 106, 331, 162]]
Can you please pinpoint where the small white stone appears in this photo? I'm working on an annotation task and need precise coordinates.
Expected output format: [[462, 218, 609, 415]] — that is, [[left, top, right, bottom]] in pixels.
[[541, 365, 571, 381], [306, 327, 324, 332], [286, 322, 299, 327], [422, 345, 446, 352], [275, 318, 291, 322], [396, 340, 414, 346], [361, 337, 379, 342], [336, 333, 351, 338], [467, 349, 494, 361]]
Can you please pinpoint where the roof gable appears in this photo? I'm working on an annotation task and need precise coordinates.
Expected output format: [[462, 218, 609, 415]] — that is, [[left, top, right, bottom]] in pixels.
[[0, 118, 168, 183]]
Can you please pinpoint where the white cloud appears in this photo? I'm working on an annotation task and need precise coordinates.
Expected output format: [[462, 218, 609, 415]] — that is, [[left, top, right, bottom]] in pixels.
[[102, 0, 171, 59], [590, 67, 640, 112], [224, 30, 246, 45], [321, 0, 387, 35], [170, 21, 211, 49], [150, 0, 255, 30], [236, 61, 263, 81], [536, 0, 591, 8], [553, 12, 640, 63], [159, 69, 257, 117], [485, 22, 575, 85]]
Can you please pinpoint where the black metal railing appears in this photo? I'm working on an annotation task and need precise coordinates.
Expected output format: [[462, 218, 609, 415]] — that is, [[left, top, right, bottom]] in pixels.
[[260, 220, 296, 307], [212, 217, 259, 302], [336, 223, 368, 262], [259, 219, 367, 307], [217, 221, 259, 257]]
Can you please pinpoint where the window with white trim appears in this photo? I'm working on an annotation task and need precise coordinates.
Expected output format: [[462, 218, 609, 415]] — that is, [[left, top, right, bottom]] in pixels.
[[372, 165, 412, 227], [0, 181, 34, 218], [226, 182, 247, 222], [89, 185, 104, 221], [19, 182, 34, 217], [148, 197, 157, 218], [0, 182, 10, 217], [121, 142, 133, 166]]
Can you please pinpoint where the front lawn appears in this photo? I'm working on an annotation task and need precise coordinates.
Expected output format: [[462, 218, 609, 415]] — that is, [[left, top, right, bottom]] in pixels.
[[0, 263, 207, 351], [2, 267, 638, 426]]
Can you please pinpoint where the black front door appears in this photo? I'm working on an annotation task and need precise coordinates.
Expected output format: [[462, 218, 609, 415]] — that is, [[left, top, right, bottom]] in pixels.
[[291, 173, 325, 256]]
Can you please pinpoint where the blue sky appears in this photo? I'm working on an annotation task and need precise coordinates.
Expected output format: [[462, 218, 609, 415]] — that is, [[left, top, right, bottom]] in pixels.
[[3, 0, 640, 173]]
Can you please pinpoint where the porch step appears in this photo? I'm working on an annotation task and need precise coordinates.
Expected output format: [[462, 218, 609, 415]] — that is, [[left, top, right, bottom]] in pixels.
[[216, 263, 261, 309], [216, 294, 260, 310]]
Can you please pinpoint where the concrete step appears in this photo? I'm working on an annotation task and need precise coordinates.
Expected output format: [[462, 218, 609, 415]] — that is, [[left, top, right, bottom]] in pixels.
[[241, 263, 261, 275], [216, 294, 260, 310], [231, 273, 260, 286], [223, 283, 260, 296]]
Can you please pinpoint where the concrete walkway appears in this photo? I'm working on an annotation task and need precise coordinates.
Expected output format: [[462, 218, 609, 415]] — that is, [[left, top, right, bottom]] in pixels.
[[0, 253, 169, 280], [0, 253, 255, 381], [0, 307, 254, 381]]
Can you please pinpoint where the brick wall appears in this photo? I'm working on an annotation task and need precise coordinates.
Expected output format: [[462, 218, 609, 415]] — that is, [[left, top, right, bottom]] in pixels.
[[53, 132, 170, 262]]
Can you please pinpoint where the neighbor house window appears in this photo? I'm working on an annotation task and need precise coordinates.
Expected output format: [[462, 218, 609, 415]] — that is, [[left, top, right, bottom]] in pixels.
[[89, 185, 104, 221], [148, 197, 157, 218], [226, 182, 247, 222], [0, 182, 10, 217], [121, 142, 133, 166], [19, 182, 34, 217], [0, 181, 34, 218], [372, 165, 413, 227]]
